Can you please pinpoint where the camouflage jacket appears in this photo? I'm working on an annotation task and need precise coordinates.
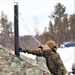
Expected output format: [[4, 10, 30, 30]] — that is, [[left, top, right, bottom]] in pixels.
[[27, 49, 67, 75]]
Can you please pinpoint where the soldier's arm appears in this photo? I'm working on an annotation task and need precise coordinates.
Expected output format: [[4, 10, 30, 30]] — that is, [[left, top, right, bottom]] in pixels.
[[27, 49, 45, 56]]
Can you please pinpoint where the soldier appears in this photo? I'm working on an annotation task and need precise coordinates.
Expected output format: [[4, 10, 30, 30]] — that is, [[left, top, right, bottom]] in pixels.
[[19, 40, 68, 75]]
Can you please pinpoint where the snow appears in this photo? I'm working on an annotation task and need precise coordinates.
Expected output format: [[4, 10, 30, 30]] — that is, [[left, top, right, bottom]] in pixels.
[[57, 47, 75, 72], [20, 52, 36, 60]]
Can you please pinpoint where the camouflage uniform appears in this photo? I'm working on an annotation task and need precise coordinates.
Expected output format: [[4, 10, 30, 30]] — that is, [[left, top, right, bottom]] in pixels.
[[27, 49, 67, 75]]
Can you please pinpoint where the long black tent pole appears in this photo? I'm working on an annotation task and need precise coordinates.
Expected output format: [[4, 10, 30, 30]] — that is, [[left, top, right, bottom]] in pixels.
[[14, 2, 19, 57]]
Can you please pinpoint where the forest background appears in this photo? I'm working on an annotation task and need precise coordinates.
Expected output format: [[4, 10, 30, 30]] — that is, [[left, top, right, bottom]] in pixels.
[[0, 2, 75, 50]]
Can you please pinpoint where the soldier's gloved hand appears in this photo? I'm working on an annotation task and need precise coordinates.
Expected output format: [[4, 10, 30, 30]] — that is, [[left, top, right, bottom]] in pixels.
[[19, 47, 22, 51], [23, 49, 28, 53], [38, 45, 43, 50], [19, 47, 28, 53]]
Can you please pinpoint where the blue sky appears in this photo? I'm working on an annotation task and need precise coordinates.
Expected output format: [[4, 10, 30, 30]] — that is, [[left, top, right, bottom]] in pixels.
[[0, 0, 74, 36]]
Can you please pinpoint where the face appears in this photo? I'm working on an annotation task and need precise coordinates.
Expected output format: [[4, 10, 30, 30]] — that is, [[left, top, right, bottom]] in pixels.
[[44, 44, 51, 50]]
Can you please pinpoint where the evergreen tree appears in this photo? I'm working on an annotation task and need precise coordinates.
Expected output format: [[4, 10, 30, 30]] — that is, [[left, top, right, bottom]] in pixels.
[[69, 14, 75, 41], [40, 27, 50, 44], [40, 2, 75, 48], [49, 2, 67, 45], [50, 2, 67, 19], [62, 15, 69, 42], [48, 21, 54, 34], [54, 17, 62, 46], [48, 21, 56, 41]]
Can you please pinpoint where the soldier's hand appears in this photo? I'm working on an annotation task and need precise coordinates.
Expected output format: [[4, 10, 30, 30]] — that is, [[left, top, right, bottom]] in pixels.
[[37, 48, 42, 50], [38, 45, 43, 50], [23, 49, 28, 53], [19, 47, 22, 51], [19, 47, 28, 53]]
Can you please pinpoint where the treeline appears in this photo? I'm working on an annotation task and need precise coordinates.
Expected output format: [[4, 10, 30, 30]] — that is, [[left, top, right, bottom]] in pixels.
[[0, 11, 39, 49], [0, 11, 14, 48], [19, 35, 39, 49], [0, 3, 75, 49], [40, 3, 75, 46]]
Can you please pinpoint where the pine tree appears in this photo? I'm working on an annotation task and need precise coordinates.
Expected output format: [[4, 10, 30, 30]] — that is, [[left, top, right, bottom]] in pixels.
[[50, 2, 67, 19], [69, 14, 75, 41], [62, 16, 69, 42], [49, 2, 67, 45]]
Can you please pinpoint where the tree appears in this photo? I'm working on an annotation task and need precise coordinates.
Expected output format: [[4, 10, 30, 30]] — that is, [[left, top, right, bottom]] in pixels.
[[50, 2, 67, 19], [0, 11, 13, 47], [48, 21, 54, 34], [33, 16, 39, 35], [48, 21, 56, 41], [40, 3, 72, 46], [69, 14, 75, 41], [40, 27, 51, 44], [54, 17, 62, 45], [49, 3, 68, 45], [62, 15, 69, 42]]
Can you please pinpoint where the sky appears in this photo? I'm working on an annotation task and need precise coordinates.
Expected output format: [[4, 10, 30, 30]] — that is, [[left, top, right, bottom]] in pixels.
[[0, 0, 74, 36]]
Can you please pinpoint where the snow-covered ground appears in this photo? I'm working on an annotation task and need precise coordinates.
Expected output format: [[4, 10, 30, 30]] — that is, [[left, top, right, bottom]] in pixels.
[[21, 47, 75, 72], [57, 47, 75, 72], [20, 52, 36, 59]]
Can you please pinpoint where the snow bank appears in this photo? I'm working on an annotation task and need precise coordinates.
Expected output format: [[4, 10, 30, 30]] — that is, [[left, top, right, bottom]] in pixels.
[[57, 47, 75, 71]]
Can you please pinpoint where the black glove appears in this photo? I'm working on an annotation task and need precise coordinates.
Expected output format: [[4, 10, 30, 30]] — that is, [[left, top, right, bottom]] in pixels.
[[19, 47, 22, 51], [38, 45, 43, 50], [19, 47, 28, 53]]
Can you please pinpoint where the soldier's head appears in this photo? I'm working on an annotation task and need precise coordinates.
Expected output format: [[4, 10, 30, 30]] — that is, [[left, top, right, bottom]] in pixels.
[[44, 40, 57, 51]]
